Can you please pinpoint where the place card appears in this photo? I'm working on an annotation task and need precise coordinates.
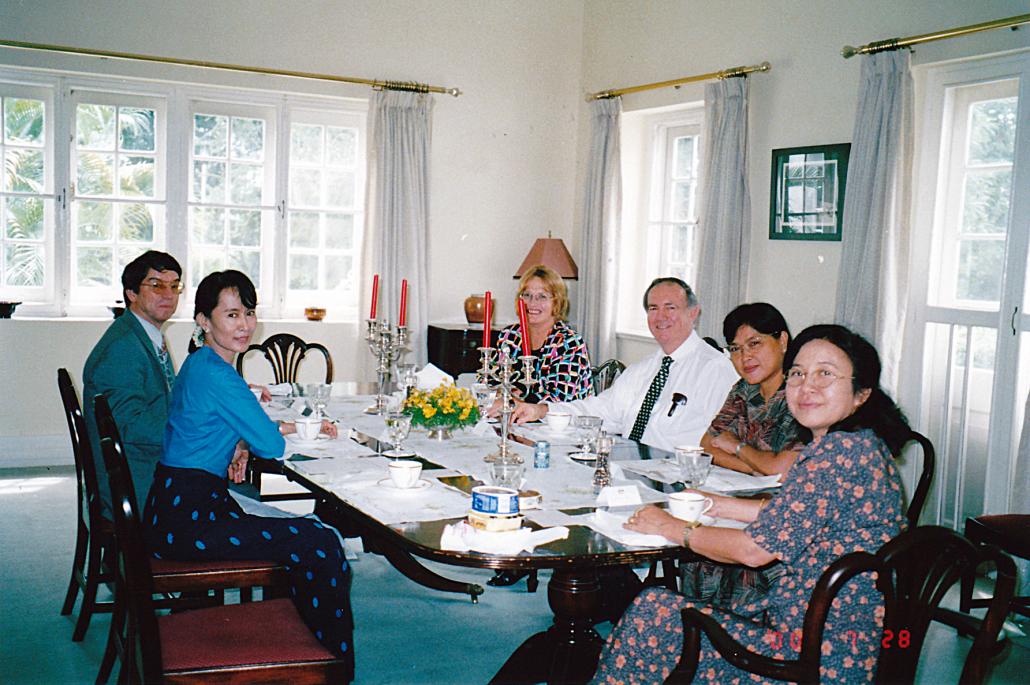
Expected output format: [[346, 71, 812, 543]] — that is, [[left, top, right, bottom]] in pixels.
[[595, 485, 642, 507]]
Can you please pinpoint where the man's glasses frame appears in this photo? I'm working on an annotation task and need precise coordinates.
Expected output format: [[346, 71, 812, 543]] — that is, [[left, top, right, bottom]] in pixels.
[[139, 278, 185, 294]]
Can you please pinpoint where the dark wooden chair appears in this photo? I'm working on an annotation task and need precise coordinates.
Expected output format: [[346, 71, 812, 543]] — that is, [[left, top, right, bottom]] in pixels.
[[666, 526, 1016, 685], [97, 404, 348, 685], [58, 368, 116, 643], [903, 430, 935, 527], [91, 393, 289, 683], [236, 332, 334, 384], [591, 358, 625, 395], [962, 514, 1030, 620]]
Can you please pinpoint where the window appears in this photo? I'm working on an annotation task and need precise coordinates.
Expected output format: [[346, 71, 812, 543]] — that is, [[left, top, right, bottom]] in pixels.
[[285, 109, 364, 311], [617, 105, 704, 334], [187, 103, 274, 297], [1, 85, 53, 302], [70, 92, 166, 304], [0, 68, 366, 319]]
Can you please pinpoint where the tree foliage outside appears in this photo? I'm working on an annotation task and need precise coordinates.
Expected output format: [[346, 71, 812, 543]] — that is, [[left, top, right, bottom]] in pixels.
[[2, 97, 46, 288]]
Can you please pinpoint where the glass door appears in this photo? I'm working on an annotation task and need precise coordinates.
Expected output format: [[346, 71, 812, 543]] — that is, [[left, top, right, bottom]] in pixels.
[[905, 51, 1030, 527]]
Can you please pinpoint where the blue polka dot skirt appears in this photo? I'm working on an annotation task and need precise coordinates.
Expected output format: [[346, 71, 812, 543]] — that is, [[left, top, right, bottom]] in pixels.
[[144, 464, 354, 678]]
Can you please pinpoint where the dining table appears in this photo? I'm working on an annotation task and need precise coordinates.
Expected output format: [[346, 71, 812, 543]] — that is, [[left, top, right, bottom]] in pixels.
[[254, 387, 781, 685]]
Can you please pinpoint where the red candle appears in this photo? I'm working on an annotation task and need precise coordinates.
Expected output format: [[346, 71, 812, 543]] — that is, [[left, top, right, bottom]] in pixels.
[[482, 291, 492, 348], [517, 298, 531, 356], [370, 274, 379, 320], [398, 279, 408, 327]]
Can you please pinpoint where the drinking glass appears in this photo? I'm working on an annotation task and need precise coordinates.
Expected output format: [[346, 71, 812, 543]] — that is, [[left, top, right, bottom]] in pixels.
[[384, 411, 412, 456], [675, 448, 713, 488], [472, 383, 495, 417], [306, 383, 331, 418], [490, 460, 525, 490], [397, 363, 418, 396], [574, 415, 603, 453]]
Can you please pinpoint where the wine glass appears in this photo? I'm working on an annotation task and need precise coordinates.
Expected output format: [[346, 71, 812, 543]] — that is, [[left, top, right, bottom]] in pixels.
[[384, 411, 412, 456], [306, 383, 331, 419], [574, 415, 603, 454], [472, 383, 495, 418], [397, 363, 418, 396]]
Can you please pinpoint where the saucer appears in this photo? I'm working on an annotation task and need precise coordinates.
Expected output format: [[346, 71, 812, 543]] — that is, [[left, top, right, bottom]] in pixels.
[[568, 451, 596, 463], [286, 434, 330, 448], [377, 477, 432, 492]]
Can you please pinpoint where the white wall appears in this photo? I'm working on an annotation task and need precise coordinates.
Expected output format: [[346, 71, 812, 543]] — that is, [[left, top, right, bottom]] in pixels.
[[3, 0, 1030, 461], [580, 0, 1030, 363], [0, 0, 585, 462]]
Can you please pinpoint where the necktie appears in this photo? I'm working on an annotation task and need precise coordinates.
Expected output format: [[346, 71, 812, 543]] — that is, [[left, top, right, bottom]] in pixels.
[[628, 356, 673, 442], [158, 340, 175, 393]]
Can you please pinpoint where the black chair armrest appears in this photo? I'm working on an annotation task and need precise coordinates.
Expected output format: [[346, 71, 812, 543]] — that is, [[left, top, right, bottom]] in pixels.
[[666, 608, 811, 684]]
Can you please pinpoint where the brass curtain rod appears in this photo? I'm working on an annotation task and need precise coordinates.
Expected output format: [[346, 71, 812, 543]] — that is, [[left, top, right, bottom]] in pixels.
[[842, 13, 1030, 58], [0, 38, 463, 97], [589, 61, 771, 100]]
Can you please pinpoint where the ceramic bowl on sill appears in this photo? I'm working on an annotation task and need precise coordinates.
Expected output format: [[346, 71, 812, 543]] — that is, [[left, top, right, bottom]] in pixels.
[[0, 301, 21, 319], [304, 307, 327, 322]]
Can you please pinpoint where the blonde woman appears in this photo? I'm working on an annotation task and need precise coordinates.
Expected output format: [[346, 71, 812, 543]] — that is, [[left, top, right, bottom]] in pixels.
[[496, 264, 592, 402]]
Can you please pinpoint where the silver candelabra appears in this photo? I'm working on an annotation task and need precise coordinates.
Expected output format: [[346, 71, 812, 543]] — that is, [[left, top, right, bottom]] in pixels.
[[477, 347, 536, 464], [364, 319, 408, 415]]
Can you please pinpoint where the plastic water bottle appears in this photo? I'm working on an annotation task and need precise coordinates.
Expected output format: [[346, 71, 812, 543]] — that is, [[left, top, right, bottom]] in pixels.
[[534, 440, 550, 469]]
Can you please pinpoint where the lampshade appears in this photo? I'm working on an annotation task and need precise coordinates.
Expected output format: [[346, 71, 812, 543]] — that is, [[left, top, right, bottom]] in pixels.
[[513, 237, 579, 279]]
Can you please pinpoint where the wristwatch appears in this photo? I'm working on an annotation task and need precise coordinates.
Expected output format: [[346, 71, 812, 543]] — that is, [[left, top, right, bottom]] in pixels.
[[735, 441, 745, 457], [682, 519, 702, 547]]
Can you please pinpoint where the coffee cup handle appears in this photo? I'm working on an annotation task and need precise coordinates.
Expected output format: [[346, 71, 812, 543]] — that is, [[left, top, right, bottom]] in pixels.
[[701, 498, 714, 516]]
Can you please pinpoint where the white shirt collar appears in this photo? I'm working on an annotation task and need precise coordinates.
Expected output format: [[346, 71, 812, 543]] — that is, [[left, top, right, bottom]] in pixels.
[[129, 310, 165, 353]]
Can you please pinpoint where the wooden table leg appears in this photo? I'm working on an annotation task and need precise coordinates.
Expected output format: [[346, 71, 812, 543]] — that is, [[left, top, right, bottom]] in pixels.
[[490, 569, 605, 685]]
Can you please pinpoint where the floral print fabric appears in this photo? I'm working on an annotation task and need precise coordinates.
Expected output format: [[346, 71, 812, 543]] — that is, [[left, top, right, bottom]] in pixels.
[[706, 379, 802, 453], [591, 429, 905, 684]]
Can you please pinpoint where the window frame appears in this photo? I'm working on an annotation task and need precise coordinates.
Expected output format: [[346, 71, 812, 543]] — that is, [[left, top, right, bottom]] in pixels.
[[617, 103, 704, 337], [0, 66, 367, 320]]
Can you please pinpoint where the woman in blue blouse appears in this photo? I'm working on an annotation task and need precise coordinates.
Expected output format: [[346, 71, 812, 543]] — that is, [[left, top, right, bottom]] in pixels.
[[496, 264, 592, 403], [143, 270, 353, 678]]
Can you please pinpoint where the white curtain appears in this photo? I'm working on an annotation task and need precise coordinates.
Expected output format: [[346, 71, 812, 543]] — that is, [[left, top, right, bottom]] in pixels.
[[577, 97, 622, 363], [834, 51, 913, 393], [362, 90, 433, 367], [695, 77, 750, 343]]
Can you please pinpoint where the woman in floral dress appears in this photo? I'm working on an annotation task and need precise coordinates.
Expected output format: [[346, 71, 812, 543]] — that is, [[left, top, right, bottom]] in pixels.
[[590, 324, 910, 684]]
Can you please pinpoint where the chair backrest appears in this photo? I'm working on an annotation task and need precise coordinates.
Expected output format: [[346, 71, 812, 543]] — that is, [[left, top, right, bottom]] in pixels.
[[591, 358, 626, 395], [702, 336, 722, 352], [235, 333, 334, 384], [57, 368, 105, 528], [903, 431, 935, 527], [95, 393, 163, 685], [795, 526, 1014, 685]]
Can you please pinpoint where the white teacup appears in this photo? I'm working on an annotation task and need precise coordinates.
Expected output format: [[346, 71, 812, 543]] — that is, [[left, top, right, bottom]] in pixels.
[[545, 411, 572, 432], [294, 417, 322, 442], [668, 492, 714, 522], [388, 460, 422, 489]]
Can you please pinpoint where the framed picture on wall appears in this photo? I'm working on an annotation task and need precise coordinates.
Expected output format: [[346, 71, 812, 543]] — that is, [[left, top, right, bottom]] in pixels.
[[769, 143, 850, 241]]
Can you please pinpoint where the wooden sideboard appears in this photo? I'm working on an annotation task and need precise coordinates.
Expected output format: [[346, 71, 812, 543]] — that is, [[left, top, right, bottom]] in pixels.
[[426, 323, 503, 377]]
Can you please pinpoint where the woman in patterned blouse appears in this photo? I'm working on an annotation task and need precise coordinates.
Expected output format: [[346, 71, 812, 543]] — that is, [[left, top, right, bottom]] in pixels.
[[590, 325, 910, 684], [495, 264, 592, 403], [702, 303, 803, 477]]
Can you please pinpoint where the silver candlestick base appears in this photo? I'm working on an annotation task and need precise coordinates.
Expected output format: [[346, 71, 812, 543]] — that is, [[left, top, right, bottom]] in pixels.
[[364, 318, 408, 415], [477, 346, 536, 464]]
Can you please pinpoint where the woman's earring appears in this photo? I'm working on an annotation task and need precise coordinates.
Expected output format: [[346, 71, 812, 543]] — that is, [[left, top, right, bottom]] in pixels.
[[191, 325, 205, 348]]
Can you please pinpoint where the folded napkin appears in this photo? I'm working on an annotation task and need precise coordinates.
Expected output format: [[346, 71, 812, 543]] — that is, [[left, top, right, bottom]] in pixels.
[[415, 363, 454, 390], [268, 382, 294, 396], [588, 509, 672, 548], [440, 521, 569, 554], [703, 469, 782, 494]]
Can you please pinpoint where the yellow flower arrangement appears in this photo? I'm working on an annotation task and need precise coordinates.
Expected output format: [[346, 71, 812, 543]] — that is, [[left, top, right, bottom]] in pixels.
[[402, 383, 480, 430]]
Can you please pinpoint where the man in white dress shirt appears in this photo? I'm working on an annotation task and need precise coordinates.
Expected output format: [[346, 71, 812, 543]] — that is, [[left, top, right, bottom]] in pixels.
[[512, 277, 738, 451]]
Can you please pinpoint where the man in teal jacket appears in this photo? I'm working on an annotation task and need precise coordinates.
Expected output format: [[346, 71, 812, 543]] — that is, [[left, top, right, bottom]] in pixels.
[[83, 250, 183, 513]]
